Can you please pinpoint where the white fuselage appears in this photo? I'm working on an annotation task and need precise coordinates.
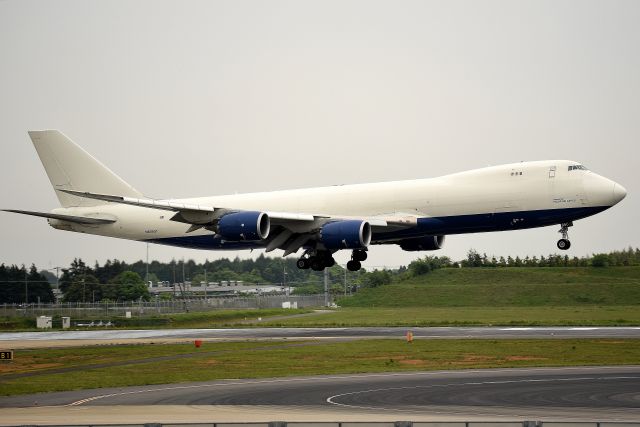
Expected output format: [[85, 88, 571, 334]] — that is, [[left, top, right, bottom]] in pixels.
[[48, 160, 625, 249]]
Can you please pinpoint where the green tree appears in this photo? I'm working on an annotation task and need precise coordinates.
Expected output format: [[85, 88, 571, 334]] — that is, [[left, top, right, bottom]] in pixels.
[[463, 249, 483, 267], [591, 254, 610, 268], [62, 274, 101, 302], [59, 258, 93, 294], [408, 258, 431, 276], [109, 271, 150, 301], [0, 264, 54, 303], [359, 270, 393, 288]]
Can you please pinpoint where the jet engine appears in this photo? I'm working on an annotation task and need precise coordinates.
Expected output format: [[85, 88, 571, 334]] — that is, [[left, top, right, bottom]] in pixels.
[[399, 235, 445, 251], [217, 211, 270, 241], [320, 220, 371, 249]]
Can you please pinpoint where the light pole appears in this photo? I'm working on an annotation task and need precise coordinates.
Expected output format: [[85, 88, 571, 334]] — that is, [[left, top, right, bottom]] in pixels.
[[145, 243, 149, 284], [46, 267, 62, 303], [46, 267, 62, 289], [324, 267, 329, 307], [344, 265, 347, 297], [283, 261, 288, 297], [24, 268, 28, 304]]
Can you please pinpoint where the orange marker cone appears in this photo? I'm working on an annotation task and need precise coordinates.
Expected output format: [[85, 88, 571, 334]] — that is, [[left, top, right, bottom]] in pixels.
[[406, 331, 413, 343], [194, 339, 202, 348]]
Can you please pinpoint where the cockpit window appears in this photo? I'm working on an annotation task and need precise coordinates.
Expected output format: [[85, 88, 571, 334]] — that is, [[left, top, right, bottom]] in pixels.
[[568, 164, 588, 171]]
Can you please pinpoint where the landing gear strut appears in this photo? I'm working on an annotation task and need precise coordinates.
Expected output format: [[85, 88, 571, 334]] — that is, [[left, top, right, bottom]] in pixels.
[[557, 222, 572, 250], [296, 250, 336, 271]]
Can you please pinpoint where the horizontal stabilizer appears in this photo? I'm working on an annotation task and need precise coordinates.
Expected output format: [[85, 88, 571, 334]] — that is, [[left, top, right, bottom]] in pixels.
[[2, 209, 116, 225]]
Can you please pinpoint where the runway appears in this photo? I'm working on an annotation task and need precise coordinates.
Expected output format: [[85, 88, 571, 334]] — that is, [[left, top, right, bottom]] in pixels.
[[1, 366, 639, 422], [2, 326, 640, 348]]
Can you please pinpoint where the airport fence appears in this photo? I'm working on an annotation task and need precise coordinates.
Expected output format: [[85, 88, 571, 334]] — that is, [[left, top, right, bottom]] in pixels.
[[0, 294, 327, 319]]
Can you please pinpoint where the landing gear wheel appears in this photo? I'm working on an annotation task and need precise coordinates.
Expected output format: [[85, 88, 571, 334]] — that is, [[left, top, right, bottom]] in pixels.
[[347, 260, 361, 271], [296, 258, 310, 269], [324, 256, 336, 268], [557, 222, 573, 251], [557, 239, 571, 250], [352, 249, 368, 262], [310, 257, 325, 271]]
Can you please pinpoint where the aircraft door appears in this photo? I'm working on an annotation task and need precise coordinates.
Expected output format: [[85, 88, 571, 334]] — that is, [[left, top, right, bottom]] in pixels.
[[548, 165, 557, 200]]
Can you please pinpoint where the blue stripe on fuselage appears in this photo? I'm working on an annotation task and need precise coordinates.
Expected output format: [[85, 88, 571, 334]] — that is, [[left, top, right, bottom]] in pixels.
[[145, 206, 610, 250]]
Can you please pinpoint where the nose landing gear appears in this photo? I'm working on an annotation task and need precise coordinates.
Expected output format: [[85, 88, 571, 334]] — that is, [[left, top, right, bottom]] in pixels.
[[557, 222, 573, 250]]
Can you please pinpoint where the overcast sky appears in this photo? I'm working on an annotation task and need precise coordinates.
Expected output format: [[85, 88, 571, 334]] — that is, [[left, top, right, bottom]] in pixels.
[[1, 0, 638, 271]]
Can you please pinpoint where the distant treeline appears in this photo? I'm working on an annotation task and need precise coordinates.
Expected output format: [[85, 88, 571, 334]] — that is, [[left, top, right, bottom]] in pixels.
[[1, 247, 638, 303], [404, 247, 640, 278], [59, 255, 343, 288], [0, 264, 55, 304], [460, 247, 640, 268]]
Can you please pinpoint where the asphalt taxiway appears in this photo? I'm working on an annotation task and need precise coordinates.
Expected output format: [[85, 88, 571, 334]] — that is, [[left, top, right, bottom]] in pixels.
[[2, 326, 640, 348], [0, 366, 638, 423]]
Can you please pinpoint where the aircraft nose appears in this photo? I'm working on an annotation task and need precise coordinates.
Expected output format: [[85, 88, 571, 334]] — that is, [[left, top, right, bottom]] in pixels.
[[612, 182, 627, 204], [583, 173, 626, 207]]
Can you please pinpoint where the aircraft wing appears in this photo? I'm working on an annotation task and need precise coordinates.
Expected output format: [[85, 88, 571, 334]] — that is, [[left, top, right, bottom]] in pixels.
[[61, 189, 418, 254], [60, 190, 317, 224]]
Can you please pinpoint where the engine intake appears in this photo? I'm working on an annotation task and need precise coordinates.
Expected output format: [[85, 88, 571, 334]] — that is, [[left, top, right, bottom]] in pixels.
[[320, 220, 371, 249], [399, 235, 445, 251], [217, 211, 270, 241]]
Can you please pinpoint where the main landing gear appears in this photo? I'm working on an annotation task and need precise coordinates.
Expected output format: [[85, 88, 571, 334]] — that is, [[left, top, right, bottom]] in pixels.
[[557, 222, 573, 250], [346, 249, 367, 272], [296, 249, 367, 271], [296, 250, 336, 271]]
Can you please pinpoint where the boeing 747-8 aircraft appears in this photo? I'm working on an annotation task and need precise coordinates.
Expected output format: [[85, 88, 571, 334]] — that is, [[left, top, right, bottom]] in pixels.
[[3, 131, 627, 271]]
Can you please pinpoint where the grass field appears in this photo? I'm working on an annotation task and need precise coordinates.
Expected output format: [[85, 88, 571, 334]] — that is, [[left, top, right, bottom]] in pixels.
[[338, 266, 640, 307], [1, 339, 639, 396], [256, 306, 640, 327]]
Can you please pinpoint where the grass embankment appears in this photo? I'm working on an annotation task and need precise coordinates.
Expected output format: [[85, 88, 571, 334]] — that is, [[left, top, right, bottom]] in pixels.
[[341, 267, 640, 307], [258, 267, 640, 327], [1, 339, 639, 396]]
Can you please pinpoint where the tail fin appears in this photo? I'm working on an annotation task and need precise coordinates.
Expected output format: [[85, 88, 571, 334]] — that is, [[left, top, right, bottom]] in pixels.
[[28, 130, 143, 207]]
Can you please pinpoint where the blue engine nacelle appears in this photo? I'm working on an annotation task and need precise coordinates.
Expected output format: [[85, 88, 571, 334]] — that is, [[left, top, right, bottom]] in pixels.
[[320, 220, 371, 249], [217, 211, 270, 241], [399, 235, 445, 251]]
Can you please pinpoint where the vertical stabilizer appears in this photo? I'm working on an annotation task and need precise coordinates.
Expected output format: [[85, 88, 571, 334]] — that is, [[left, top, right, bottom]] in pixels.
[[28, 130, 143, 207]]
